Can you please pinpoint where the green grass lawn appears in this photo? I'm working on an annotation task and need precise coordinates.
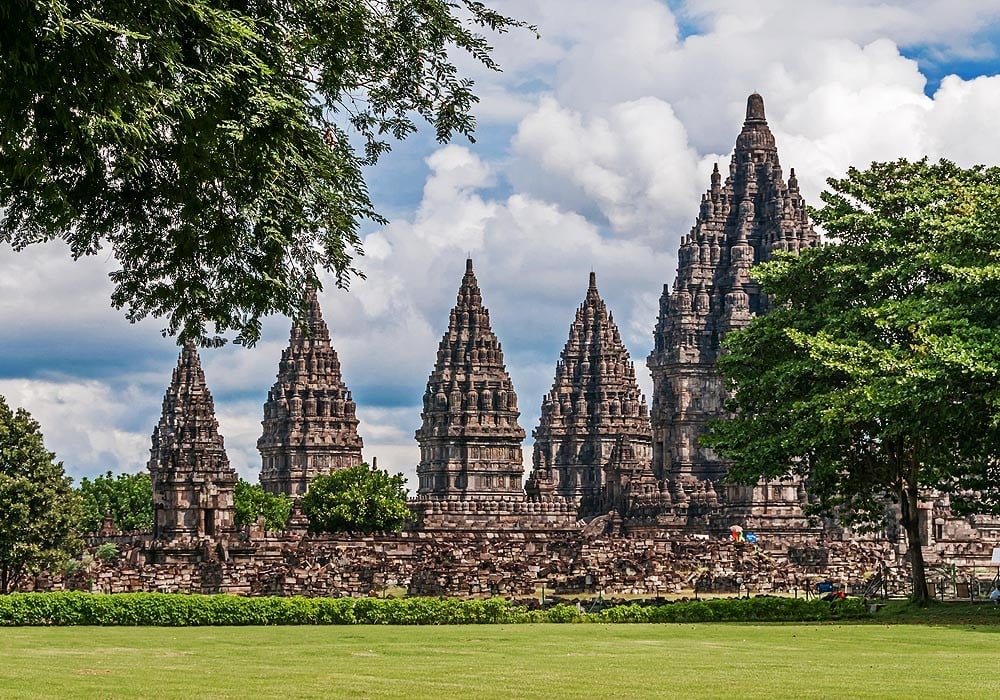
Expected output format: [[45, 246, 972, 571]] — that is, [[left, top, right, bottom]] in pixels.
[[1, 623, 998, 699]]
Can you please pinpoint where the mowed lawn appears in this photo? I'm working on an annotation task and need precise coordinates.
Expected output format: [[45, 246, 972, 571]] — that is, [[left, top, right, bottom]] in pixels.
[[1, 623, 998, 699]]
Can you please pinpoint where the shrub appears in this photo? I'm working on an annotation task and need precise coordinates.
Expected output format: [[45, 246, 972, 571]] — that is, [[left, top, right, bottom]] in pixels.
[[0, 593, 870, 626], [301, 465, 410, 534], [94, 543, 119, 563], [234, 480, 292, 531], [76, 471, 152, 534]]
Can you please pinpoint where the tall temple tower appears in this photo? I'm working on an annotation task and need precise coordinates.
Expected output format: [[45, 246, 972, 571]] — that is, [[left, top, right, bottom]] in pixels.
[[415, 259, 526, 501], [526, 272, 651, 514], [647, 94, 818, 493], [258, 288, 363, 496], [148, 342, 238, 543]]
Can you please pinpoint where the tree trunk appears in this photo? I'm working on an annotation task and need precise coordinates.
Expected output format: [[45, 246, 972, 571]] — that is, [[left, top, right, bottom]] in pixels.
[[900, 478, 929, 606]]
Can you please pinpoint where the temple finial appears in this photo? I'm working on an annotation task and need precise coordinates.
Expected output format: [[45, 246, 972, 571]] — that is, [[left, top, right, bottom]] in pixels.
[[589, 271, 597, 290], [466, 257, 474, 273], [746, 93, 766, 122]]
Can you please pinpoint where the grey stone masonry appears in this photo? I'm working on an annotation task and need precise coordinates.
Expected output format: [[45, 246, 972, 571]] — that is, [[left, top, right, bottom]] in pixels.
[[258, 288, 364, 496], [526, 272, 651, 514], [647, 93, 819, 490], [148, 342, 238, 543], [415, 258, 526, 501]]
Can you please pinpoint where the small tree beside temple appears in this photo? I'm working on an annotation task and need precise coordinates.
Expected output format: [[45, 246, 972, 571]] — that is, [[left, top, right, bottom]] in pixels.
[[301, 464, 410, 534], [77, 471, 154, 534], [0, 396, 81, 593], [234, 479, 292, 531]]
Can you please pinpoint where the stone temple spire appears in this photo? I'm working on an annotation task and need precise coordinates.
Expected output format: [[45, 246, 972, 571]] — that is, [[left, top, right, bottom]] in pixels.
[[149, 342, 237, 542], [415, 258, 526, 501], [647, 93, 819, 488], [258, 287, 363, 496], [526, 272, 651, 513]]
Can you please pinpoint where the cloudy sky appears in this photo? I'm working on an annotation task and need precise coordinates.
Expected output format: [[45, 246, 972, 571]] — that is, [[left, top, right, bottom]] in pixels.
[[2, 0, 1000, 487]]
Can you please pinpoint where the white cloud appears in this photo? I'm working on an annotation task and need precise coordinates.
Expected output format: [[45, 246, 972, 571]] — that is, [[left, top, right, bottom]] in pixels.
[[510, 96, 718, 241], [0, 379, 154, 482]]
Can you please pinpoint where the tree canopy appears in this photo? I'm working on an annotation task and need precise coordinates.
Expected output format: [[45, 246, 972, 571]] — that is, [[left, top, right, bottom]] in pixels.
[[234, 478, 292, 531], [0, 1, 531, 344], [301, 464, 410, 534], [703, 159, 1000, 605], [77, 470, 154, 534], [0, 395, 81, 593]]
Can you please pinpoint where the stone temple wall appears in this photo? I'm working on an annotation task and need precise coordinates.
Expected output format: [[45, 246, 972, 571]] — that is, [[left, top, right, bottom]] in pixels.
[[26, 526, 944, 599]]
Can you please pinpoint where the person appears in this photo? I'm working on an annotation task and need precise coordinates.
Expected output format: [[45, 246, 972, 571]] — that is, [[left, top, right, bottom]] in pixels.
[[989, 586, 1000, 604]]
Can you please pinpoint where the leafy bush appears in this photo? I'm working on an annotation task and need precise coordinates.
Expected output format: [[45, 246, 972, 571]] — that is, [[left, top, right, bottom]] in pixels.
[[76, 471, 153, 534], [301, 465, 411, 534], [545, 603, 584, 624], [234, 480, 292, 531], [94, 543, 119, 563], [0, 593, 869, 626]]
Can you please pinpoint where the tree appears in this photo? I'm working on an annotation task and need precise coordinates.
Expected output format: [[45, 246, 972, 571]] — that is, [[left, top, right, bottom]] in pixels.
[[0, 1, 532, 344], [703, 159, 1000, 606], [301, 464, 410, 534], [0, 395, 82, 593], [77, 471, 154, 534], [234, 479, 292, 531]]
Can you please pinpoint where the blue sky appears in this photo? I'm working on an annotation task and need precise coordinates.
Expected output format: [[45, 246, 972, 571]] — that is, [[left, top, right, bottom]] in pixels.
[[2, 0, 1000, 487]]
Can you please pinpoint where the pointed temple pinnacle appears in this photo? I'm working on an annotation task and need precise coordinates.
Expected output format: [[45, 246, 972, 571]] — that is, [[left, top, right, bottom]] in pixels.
[[527, 273, 651, 507], [259, 289, 363, 496], [745, 93, 766, 123], [466, 257, 474, 273], [180, 339, 199, 364], [648, 92, 818, 488], [416, 263, 525, 501], [304, 286, 326, 330], [149, 340, 237, 541]]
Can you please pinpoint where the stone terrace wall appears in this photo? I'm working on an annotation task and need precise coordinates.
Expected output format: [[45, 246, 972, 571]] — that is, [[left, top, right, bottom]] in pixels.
[[410, 497, 581, 532], [26, 530, 916, 598]]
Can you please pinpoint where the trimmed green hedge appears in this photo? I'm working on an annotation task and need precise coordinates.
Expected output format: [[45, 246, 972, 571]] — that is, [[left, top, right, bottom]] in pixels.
[[599, 597, 868, 623], [0, 593, 869, 626]]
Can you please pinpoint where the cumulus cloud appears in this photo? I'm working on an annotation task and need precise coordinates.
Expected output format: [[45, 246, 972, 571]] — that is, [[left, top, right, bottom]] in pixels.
[[509, 96, 719, 240], [0, 378, 155, 482]]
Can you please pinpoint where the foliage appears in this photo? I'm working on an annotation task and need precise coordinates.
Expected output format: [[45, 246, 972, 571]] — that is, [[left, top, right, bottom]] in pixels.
[[93, 544, 119, 563], [600, 596, 867, 623], [0, 1, 532, 345], [77, 471, 153, 534], [234, 479, 292, 531], [301, 464, 411, 534], [0, 592, 869, 626], [0, 396, 82, 593], [704, 159, 1000, 605]]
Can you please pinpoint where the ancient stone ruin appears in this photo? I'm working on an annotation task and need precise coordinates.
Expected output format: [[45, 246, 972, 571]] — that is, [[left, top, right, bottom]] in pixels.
[[147, 342, 241, 563], [526, 272, 652, 516], [258, 287, 364, 496], [414, 259, 526, 503], [34, 94, 998, 598]]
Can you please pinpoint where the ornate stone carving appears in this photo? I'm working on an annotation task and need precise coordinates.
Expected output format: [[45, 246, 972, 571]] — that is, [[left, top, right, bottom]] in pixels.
[[526, 272, 651, 515], [258, 288, 363, 496], [648, 94, 819, 489], [415, 259, 526, 501], [148, 342, 237, 544]]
